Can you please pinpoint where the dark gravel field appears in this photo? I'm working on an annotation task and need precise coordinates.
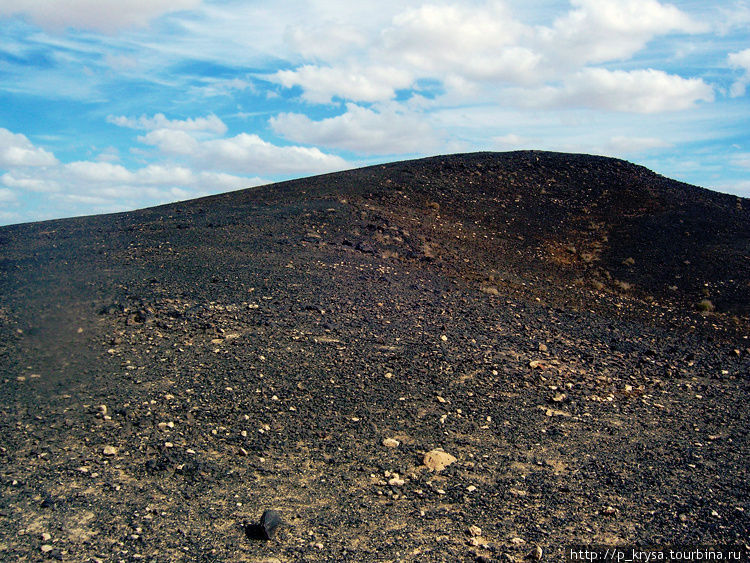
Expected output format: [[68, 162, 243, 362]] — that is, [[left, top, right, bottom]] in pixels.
[[0, 151, 748, 562]]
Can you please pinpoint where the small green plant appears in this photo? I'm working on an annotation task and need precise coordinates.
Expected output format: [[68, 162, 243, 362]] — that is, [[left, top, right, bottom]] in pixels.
[[697, 299, 715, 312]]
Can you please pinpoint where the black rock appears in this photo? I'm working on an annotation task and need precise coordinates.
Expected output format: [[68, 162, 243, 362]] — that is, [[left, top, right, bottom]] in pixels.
[[260, 509, 282, 539], [244, 509, 283, 541]]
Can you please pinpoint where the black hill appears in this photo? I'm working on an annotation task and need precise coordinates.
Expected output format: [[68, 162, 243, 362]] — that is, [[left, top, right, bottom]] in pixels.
[[1, 151, 748, 561]]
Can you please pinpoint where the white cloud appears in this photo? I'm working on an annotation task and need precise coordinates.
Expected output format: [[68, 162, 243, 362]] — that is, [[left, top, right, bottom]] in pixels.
[[714, 178, 750, 198], [284, 22, 368, 60], [0, 0, 202, 33], [138, 129, 201, 155], [195, 133, 350, 174], [716, 1, 750, 34], [605, 135, 672, 153], [0, 128, 58, 167], [1, 172, 61, 192], [0, 187, 16, 202], [384, 3, 540, 83], [134, 123, 350, 174], [0, 109, 346, 216], [190, 78, 255, 98], [108, 113, 227, 135], [2, 159, 263, 210], [134, 164, 194, 185], [103, 53, 139, 71], [65, 161, 133, 183], [729, 48, 750, 97], [0, 209, 21, 224], [492, 133, 534, 150], [0, 118, 290, 221], [271, 0, 710, 107], [274, 2, 543, 103], [273, 64, 413, 103], [537, 0, 707, 66], [270, 103, 440, 154], [524, 68, 714, 113], [731, 153, 750, 168], [95, 147, 121, 163]]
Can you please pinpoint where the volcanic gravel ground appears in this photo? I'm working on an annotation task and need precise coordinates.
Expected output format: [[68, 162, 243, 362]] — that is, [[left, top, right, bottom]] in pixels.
[[0, 152, 748, 561]]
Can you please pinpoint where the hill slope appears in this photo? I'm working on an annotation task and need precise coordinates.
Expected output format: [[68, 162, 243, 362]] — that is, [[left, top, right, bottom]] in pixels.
[[0, 152, 748, 561]]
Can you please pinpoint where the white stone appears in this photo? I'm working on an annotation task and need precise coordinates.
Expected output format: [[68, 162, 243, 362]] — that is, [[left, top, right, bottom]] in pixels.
[[423, 449, 457, 472]]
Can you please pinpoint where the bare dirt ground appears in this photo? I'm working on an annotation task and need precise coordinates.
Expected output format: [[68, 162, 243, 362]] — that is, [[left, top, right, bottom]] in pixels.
[[1, 152, 748, 561]]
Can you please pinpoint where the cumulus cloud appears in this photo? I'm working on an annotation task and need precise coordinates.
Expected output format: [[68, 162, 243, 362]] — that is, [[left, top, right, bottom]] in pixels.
[[65, 161, 132, 183], [384, 3, 540, 83], [136, 126, 349, 175], [1, 173, 61, 192], [2, 160, 262, 210], [537, 0, 707, 66], [108, 113, 227, 135], [138, 129, 201, 155], [524, 68, 714, 113], [0, 0, 202, 33], [195, 134, 349, 174], [0, 115, 348, 222], [274, 2, 541, 103], [271, 0, 710, 105], [0, 128, 58, 167], [273, 64, 413, 103], [270, 103, 440, 154], [729, 49, 750, 97]]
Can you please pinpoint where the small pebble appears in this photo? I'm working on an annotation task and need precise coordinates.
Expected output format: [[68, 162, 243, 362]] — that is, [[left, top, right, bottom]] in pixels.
[[388, 474, 405, 486]]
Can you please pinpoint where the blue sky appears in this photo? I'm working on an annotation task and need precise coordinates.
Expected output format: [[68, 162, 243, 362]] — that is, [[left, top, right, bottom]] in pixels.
[[0, 0, 748, 225]]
